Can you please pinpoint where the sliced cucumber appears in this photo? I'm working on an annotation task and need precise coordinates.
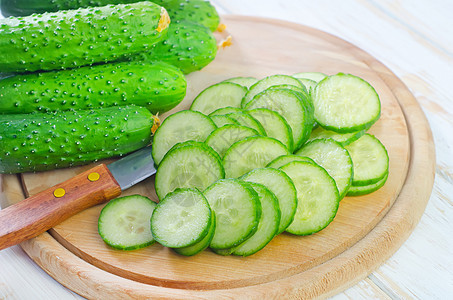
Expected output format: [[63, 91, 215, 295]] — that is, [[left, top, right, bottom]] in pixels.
[[309, 126, 366, 146], [296, 78, 317, 94], [296, 138, 353, 199], [248, 108, 294, 151], [242, 74, 306, 107], [240, 168, 297, 235], [190, 82, 247, 115], [223, 136, 290, 178], [266, 84, 309, 98], [232, 183, 280, 256], [347, 172, 388, 196], [155, 141, 224, 200], [152, 110, 217, 165], [204, 179, 261, 249], [225, 112, 267, 135], [280, 161, 339, 235], [345, 133, 389, 186], [205, 124, 259, 157], [174, 211, 216, 256], [98, 195, 157, 250], [151, 188, 212, 248], [245, 88, 314, 149], [312, 73, 381, 133], [223, 76, 258, 89], [209, 106, 243, 116], [210, 115, 239, 127], [266, 154, 315, 169], [292, 72, 327, 83]]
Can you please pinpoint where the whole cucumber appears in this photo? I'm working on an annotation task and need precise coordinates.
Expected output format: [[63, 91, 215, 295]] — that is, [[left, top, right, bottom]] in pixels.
[[0, 2, 170, 73], [1, 0, 219, 32], [0, 106, 154, 174], [0, 61, 187, 114], [131, 21, 217, 74]]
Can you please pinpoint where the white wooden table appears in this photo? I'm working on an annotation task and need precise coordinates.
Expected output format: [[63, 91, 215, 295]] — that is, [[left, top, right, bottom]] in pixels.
[[1, 1, 452, 299]]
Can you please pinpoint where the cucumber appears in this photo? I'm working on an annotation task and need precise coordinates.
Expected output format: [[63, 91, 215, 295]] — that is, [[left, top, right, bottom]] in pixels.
[[312, 73, 381, 133], [347, 171, 388, 196], [0, 2, 170, 73], [203, 179, 261, 249], [209, 115, 239, 127], [131, 21, 218, 74], [345, 133, 389, 186], [154, 141, 224, 199], [205, 125, 259, 157], [98, 194, 157, 250], [241, 74, 306, 108], [225, 112, 267, 136], [232, 182, 280, 256], [308, 126, 366, 146], [292, 72, 327, 83], [223, 136, 290, 178], [151, 188, 212, 248], [208, 107, 243, 116], [280, 161, 339, 235], [190, 82, 247, 115], [245, 88, 314, 149], [240, 168, 297, 235], [266, 154, 315, 169], [174, 211, 216, 256], [0, 106, 154, 174], [223, 76, 258, 89], [247, 108, 294, 151], [294, 78, 317, 94], [295, 139, 353, 199], [0, 61, 186, 115], [151, 110, 217, 165]]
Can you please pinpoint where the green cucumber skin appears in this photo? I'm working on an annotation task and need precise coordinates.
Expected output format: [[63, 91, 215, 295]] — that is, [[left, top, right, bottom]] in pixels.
[[2, 0, 220, 32], [0, 106, 153, 173], [0, 2, 168, 73], [0, 61, 186, 114], [130, 21, 217, 74]]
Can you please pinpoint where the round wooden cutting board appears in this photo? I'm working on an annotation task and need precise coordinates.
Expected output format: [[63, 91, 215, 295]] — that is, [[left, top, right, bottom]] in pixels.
[[1, 16, 434, 299]]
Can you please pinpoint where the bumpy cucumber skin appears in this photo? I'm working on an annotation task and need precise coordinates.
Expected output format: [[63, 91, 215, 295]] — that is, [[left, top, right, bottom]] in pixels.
[[0, 61, 186, 114], [0, 2, 169, 73], [131, 21, 217, 74], [0, 106, 153, 173]]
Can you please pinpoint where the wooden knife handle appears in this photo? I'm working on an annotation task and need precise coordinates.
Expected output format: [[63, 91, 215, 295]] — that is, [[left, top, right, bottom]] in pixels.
[[0, 164, 121, 250]]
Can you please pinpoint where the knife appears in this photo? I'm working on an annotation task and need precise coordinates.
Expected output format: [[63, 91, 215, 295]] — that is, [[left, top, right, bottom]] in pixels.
[[0, 145, 156, 251]]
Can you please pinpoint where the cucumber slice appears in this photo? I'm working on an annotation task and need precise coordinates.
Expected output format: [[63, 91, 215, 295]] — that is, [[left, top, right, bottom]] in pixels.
[[266, 84, 309, 98], [308, 126, 366, 146], [347, 172, 389, 196], [210, 115, 239, 127], [204, 179, 261, 249], [242, 74, 306, 107], [240, 168, 297, 235], [295, 139, 353, 199], [296, 78, 317, 94], [209, 106, 243, 116], [292, 72, 327, 83], [205, 124, 259, 157], [223, 136, 290, 178], [232, 183, 280, 256], [174, 211, 216, 256], [248, 108, 294, 151], [267, 154, 315, 169], [312, 73, 381, 133], [155, 141, 224, 199], [98, 195, 157, 250], [151, 188, 212, 248], [280, 161, 340, 235], [152, 110, 217, 165], [245, 88, 314, 149], [190, 82, 247, 115], [225, 112, 267, 135], [345, 133, 389, 186], [223, 76, 258, 89]]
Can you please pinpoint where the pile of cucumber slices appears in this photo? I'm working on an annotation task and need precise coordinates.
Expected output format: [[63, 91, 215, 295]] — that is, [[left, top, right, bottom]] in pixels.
[[98, 72, 389, 256]]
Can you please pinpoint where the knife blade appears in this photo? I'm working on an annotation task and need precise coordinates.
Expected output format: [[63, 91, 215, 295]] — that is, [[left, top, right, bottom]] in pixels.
[[0, 145, 157, 251]]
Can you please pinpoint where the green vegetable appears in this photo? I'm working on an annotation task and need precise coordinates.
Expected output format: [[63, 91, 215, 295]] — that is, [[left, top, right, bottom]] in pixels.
[[0, 61, 186, 114], [130, 21, 217, 74], [0, 2, 170, 73], [0, 106, 154, 173]]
